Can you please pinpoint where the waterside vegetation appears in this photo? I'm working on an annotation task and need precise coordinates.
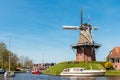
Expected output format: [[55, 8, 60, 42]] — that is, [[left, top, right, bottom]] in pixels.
[[0, 42, 33, 71]]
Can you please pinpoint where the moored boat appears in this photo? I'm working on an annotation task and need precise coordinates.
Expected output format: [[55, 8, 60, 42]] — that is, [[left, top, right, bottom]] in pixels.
[[0, 69, 6, 74], [4, 71, 15, 77], [32, 69, 41, 74], [4, 37, 15, 77], [60, 67, 105, 76]]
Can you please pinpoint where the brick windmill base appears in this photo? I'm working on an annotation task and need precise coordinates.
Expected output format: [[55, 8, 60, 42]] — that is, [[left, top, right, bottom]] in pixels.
[[72, 44, 100, 62]]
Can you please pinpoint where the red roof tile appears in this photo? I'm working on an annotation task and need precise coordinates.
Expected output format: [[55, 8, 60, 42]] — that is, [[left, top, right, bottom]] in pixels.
[[107, 47, 120, 58]]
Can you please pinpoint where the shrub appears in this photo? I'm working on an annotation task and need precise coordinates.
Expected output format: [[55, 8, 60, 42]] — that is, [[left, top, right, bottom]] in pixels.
[[104, 62, 113, 70]]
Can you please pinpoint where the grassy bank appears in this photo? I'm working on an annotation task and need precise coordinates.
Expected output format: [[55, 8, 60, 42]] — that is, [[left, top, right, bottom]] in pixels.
[[43, 61, 120, 75], [105, 70, 120, 75], [43, 61, 105, 75]]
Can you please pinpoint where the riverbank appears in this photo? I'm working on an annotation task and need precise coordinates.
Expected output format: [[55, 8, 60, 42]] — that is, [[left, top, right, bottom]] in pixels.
[[43, 61, 105, 75], [43, 61, 120, 76], [105, 70, 120, 75]]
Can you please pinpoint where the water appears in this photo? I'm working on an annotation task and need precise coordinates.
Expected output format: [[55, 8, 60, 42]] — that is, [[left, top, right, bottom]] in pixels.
[[0, 73, 120, 80]]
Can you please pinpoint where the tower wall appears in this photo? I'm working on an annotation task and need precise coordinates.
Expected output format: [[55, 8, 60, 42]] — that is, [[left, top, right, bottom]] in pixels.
[[76, 47, 96, 61]]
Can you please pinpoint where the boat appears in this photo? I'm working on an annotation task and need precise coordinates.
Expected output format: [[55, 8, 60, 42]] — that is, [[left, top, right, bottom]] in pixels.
[[4, 37, 15, 77], [60, 67, 105, 76], [32, 69, 41, 74], [0, 69, 6, 74], [4, 71, 15, 77]]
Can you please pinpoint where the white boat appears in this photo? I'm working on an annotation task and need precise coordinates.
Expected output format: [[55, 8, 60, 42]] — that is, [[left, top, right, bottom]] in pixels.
[[4, 37, 15, 77], [4, 71, 15, 77], [60, 67, 105, 76]]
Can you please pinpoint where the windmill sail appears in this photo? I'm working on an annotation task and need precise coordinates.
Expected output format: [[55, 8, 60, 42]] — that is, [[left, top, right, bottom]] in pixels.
[[63, 25, 79, 30]]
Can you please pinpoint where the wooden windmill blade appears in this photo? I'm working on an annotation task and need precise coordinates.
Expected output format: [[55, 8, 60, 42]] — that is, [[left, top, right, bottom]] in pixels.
[[63, 25, 80, 30], [91, 27, 98, 30], [80, 8, 83, 25]]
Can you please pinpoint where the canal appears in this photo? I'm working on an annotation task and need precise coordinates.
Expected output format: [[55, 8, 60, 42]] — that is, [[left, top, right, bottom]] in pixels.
[[0, 73, 120, 80]]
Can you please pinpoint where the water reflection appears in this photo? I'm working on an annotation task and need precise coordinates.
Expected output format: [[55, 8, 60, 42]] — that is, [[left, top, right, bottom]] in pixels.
[[4, 77, 12, 80], [106, 76, 120, 80], [62, 76, 120, 80], [62, 76, 97, 80], [1, 73, 120, 80], [0, 75, 13, 80]]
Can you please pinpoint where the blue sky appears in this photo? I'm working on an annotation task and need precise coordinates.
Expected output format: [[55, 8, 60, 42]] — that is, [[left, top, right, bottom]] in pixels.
[[0, 0, 120, 63]]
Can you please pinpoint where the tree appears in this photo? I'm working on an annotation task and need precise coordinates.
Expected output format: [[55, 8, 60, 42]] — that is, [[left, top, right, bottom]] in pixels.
[[0, 42, 33, 70], [0, 42, 9, 69], [24, 56, 33, 68], [19, 56, 33, 68], [0, 42, 19, 70], [10, 53, 19, 70]]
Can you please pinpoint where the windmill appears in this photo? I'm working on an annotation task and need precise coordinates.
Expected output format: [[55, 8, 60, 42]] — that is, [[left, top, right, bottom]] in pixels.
[[63, 9, 100, 61]]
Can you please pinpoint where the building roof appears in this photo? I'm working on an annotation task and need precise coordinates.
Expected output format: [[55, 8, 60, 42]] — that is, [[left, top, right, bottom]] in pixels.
[[107, 47, 120, 58]]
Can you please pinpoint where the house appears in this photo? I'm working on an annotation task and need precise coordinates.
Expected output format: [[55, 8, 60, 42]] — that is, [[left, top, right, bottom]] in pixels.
[[107, 47, 120, 70], [32, 63, 56, 70]]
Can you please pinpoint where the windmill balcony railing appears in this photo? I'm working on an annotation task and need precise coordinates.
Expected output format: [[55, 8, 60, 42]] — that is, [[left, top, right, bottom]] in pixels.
[[71, 42, 101, 48]]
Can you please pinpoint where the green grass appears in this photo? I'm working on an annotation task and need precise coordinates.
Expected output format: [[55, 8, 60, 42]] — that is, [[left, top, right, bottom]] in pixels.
[[105, 70, 120, 75], [43, 61, 105, 75], [43, 62, 66, 75]]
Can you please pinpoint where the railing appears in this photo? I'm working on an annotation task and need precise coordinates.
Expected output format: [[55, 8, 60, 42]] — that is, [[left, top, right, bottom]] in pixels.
[[71, 42, 101, 48]]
